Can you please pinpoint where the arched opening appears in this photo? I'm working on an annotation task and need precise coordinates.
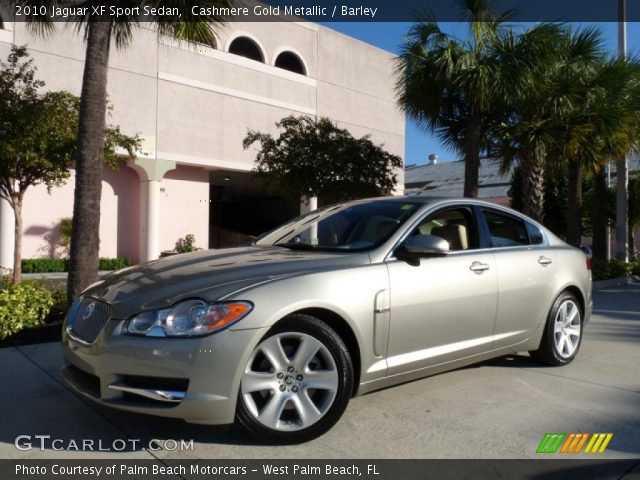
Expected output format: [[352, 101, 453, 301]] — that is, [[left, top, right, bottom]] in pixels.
[[228, 36, 264, 63], [274, 51, 306, 75]]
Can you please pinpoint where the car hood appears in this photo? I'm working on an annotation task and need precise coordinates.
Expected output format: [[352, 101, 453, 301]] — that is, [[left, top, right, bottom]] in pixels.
[[83, 247, 371, 318]]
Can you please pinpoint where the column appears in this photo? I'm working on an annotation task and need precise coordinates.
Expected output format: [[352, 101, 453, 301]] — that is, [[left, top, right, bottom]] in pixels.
[[300, 195, 318, 245], [299, 195, 318, 214], [129, 158, 176, 262], [0, 196, 15, 273]]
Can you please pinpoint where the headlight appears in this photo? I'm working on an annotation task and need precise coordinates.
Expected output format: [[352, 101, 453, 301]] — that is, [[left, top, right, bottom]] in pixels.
[[124, 300, 253, 337]]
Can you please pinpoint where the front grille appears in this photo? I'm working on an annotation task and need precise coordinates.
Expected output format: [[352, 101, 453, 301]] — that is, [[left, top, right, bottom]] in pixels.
[[70, 298, 112, 344]]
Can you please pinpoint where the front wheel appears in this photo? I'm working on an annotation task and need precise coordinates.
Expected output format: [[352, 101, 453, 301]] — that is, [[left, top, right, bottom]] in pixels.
[[530, 291, 583, 366], [235, 314, 353, 443]]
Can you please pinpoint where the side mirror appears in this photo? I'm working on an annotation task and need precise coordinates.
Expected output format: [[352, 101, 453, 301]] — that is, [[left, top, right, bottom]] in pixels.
[[396, 234, 450, 263]]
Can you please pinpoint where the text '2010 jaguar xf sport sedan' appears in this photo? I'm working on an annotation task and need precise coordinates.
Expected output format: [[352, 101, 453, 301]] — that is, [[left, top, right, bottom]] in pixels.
[[62, 197, 592, 443]]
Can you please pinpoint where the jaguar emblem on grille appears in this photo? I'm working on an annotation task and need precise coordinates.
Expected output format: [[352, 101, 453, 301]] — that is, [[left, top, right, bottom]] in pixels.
[[82, 301, 96, 320]]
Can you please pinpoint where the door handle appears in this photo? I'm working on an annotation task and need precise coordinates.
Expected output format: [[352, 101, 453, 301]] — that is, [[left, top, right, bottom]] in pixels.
[[469, 261, 490, 273], [538, 255, 553, 266]]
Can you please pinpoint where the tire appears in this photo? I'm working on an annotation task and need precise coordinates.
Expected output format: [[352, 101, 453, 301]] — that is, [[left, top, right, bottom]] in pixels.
[[235, 314, 353, 444], [530, 291, 583, 366]]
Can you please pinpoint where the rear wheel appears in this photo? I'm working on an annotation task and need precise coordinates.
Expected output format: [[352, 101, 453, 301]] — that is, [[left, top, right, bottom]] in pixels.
[[236, 314, 353, 443], [530, 291, 583, 366]]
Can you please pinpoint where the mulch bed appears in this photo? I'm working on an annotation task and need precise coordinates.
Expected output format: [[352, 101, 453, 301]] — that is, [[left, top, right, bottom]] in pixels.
[[0, 322, 63, 348]]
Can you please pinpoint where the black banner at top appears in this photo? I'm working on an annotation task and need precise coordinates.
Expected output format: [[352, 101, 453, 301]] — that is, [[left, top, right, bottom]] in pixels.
[[3, 0, 640, 23]]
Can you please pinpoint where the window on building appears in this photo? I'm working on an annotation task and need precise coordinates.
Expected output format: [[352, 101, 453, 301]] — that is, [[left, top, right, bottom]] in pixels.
[[228, 36, 264, 63], [274, 51, 306, 75]]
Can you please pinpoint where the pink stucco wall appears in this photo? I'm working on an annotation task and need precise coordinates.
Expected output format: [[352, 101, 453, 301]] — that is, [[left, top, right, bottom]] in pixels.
[[21, 162, 141, 262], [20, 162, 211, 263], [159, 166, 210, 252]]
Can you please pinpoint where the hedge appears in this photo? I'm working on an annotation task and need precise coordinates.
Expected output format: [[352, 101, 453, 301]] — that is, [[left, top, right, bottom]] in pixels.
[[591, 258, 640, 281], [21, 257, 132, 273]]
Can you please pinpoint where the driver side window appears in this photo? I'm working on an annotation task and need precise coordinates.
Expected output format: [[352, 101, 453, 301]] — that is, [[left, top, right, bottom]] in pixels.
[[413, 208, 477, 251]]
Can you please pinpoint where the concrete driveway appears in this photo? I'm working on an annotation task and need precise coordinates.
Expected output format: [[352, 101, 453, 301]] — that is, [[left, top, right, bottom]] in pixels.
[[1, 283, 638, 460]]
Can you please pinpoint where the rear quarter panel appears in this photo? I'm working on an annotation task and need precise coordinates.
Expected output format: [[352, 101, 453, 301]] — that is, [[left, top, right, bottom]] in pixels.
[[551, 245, 592, 316]]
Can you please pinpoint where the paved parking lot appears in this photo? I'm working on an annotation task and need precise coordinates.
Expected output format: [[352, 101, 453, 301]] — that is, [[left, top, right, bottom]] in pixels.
[[0, 283, 638, 460]]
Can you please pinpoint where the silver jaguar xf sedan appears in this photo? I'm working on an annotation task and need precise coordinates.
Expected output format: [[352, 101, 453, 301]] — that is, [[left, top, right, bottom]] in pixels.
[[62, 196, 592, 443]]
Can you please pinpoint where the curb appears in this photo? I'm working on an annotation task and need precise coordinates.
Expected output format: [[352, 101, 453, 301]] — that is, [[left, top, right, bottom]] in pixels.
[[592, 277, 631, 290]]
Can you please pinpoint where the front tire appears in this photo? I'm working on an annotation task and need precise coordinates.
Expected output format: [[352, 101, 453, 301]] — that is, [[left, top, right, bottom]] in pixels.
[[236, 314, 353, 443], [530, 291, 583, 366]]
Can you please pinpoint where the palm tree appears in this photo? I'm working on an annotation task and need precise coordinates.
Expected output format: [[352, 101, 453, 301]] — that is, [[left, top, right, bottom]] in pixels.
[[629, 173, 640, 258], [5, 1, 231, 301], [395, 0, 511, 198], [562, 57, 640, 247], [491, 26, 606, 222]]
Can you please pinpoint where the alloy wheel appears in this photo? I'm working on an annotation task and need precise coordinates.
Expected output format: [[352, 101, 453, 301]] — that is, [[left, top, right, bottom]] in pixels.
[[241, 332, 339, 431], [553, 299, 581, 358]]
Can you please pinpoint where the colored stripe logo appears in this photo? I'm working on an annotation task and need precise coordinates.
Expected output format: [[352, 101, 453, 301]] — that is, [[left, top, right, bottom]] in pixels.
[[537, 433, 613, 454]]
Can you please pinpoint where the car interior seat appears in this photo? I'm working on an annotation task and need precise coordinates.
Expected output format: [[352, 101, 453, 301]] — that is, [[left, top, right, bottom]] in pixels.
[[431, 224, 468, 251]]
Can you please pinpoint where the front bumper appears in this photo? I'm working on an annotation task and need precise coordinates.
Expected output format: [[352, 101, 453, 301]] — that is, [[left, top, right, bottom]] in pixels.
[[62, 317, 268, 425]]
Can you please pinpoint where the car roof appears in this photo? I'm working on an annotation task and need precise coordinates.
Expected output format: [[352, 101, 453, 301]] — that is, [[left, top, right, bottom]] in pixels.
[[348, 195, 544, 227], [348, 195, 449, 205], [349, 195, 498, 207]]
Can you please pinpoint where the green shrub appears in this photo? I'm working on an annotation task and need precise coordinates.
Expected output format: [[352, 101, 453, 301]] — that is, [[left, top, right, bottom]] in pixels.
[[21, 257, 131, 273], [0, 281, 56, 340], [58, 217, 72, 255], [175, 234, 198, 253], [608, 259, 630, 278], [98, 257, 131, 271], [591, 258, 632, 281], [591, 259, 610, 281], [21, 258, 66, 273]]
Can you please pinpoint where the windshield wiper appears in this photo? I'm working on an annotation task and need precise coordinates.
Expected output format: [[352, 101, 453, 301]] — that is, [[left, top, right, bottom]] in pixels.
[[274, 243, 318, 251]]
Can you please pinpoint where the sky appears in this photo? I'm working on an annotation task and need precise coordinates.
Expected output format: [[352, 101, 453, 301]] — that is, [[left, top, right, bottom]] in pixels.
[[321, 22, 640, 166]]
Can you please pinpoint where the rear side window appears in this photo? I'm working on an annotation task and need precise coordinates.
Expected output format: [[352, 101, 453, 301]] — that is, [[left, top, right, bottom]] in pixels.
[[525, 221, 544, 245], [483, 210, 529, 247]]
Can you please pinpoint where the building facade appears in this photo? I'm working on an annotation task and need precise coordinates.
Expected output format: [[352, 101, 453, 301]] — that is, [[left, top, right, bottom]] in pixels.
[[0, 16, 404, 270]]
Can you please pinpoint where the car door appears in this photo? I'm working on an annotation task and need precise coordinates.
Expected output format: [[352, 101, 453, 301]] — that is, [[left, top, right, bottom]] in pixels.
[[385, 205, 498, 376], [478, 208, 557, 348]]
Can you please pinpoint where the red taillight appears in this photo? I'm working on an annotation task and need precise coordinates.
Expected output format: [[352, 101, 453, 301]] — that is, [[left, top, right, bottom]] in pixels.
[[586, 258, 591, 270]]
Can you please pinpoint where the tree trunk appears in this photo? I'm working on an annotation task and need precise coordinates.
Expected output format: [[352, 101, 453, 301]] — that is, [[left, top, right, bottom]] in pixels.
[[12, 195, 22, 284], [629, 227, 635, 260], [67, 21, 111, 303], [566, 159, 582, 247], [463, 112, 481, 198], [591, 169, 608, 261], [521, 157, 545, 222]]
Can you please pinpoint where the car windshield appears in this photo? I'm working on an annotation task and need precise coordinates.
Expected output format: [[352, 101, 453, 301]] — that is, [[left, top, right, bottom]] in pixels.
[[256, 200, 421, 252]]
